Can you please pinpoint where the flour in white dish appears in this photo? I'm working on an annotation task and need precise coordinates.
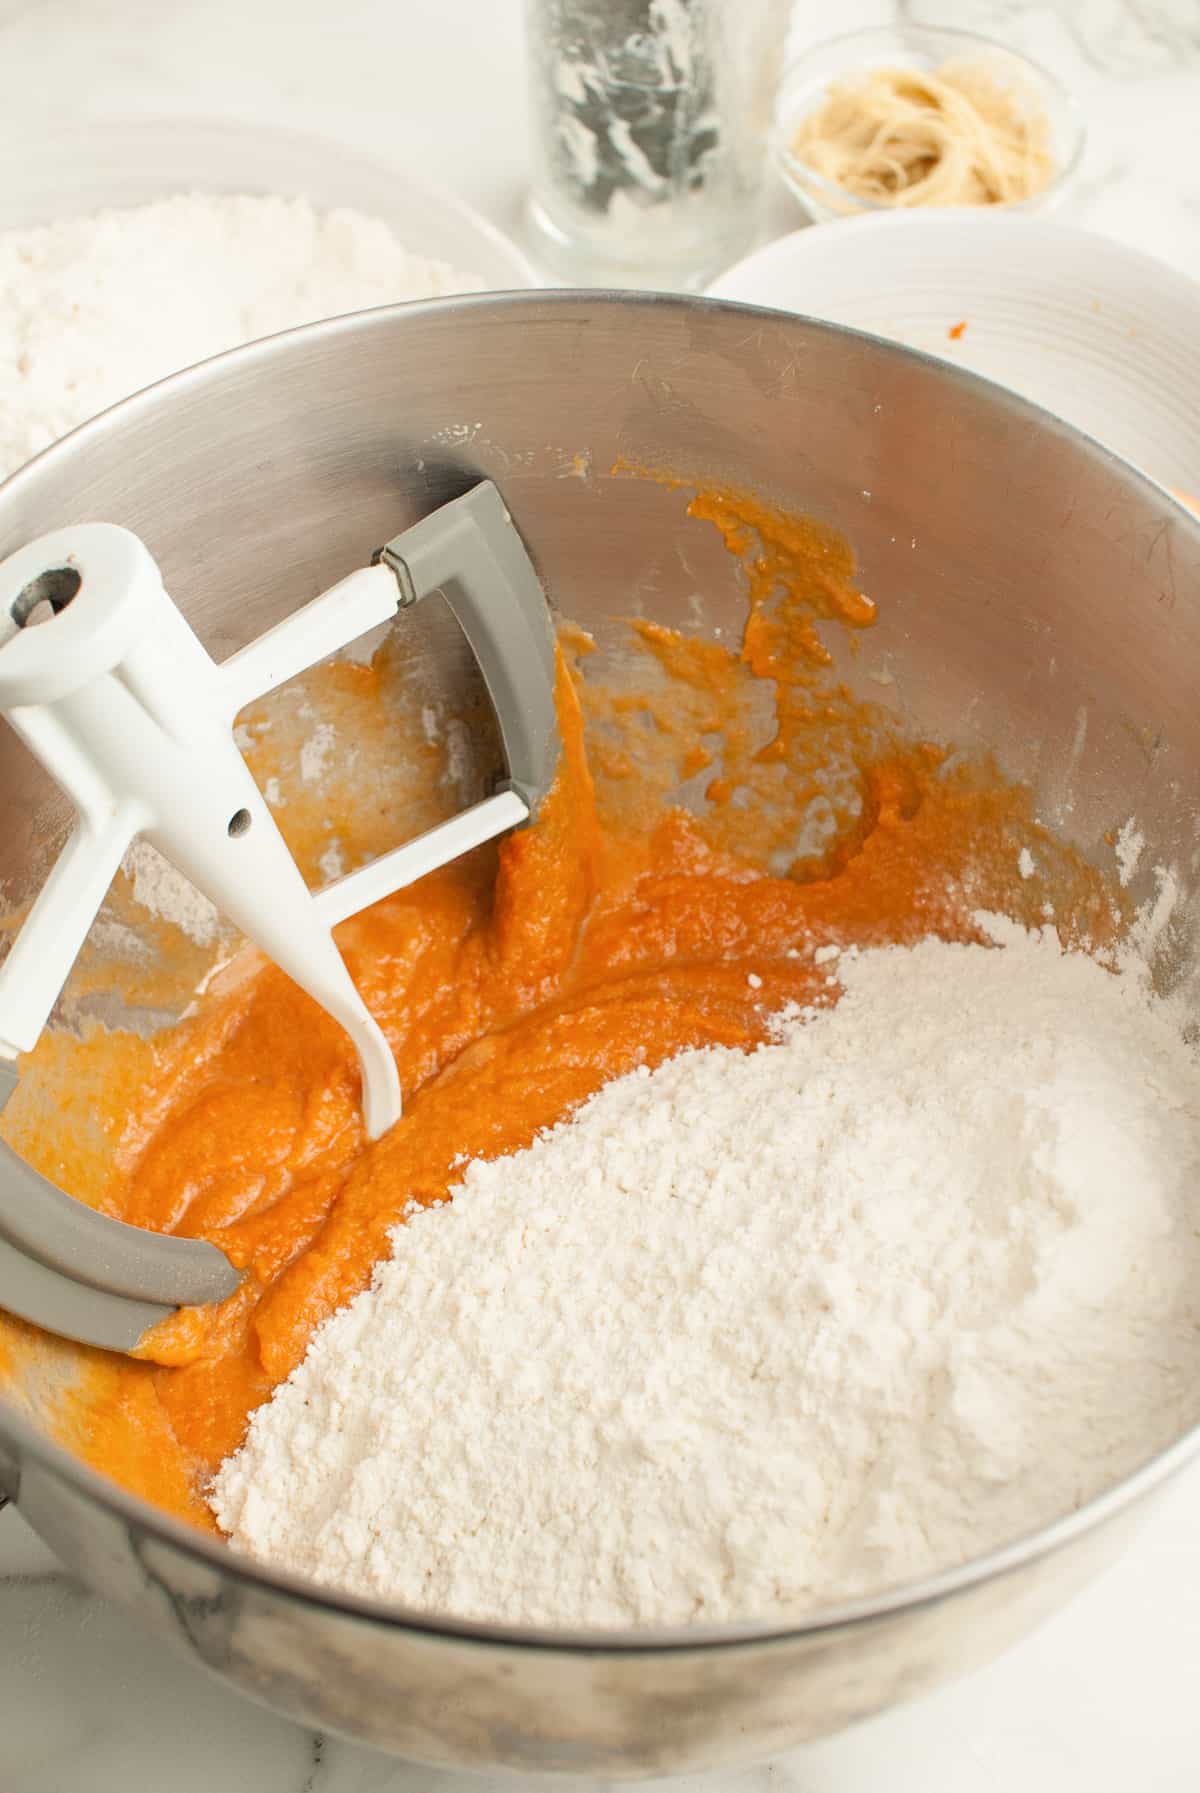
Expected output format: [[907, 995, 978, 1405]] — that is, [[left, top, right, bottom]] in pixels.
[[211, 917, 1200, 1627], [0, 193, 482, 480]]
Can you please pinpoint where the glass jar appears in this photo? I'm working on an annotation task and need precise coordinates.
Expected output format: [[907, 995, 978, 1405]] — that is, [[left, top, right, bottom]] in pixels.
[[524, 0, 790, 291]]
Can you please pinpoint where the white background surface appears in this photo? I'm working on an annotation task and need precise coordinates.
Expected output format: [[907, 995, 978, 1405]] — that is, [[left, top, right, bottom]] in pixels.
[[2, 0, 1200, 1788]]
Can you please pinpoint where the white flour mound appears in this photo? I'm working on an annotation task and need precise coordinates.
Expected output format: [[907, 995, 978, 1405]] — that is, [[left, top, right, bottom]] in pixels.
[[0, 193, 482, 480], [211, 918, 1200, 1627]]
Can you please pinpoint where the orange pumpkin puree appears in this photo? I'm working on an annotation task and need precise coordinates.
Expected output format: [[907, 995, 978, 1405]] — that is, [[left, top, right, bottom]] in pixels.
[[0, 479, 1113, 1529]]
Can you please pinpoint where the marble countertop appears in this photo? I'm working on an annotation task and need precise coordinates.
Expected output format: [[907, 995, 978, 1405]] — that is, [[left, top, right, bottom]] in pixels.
[[3, 0, 1200, 1787]]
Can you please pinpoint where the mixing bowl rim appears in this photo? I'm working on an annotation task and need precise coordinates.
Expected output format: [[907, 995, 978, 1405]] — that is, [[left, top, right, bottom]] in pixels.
[[5, 1389, 1198, 1653], [2, 287, 1199, 1652]]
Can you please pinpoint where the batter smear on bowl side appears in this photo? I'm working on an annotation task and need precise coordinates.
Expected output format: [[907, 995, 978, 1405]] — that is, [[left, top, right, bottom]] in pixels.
[[3, 476, 1198, 1628]]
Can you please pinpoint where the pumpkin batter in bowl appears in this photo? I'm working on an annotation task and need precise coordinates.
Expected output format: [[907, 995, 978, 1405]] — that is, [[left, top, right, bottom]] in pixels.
[[0, 477, 1109, 1530]]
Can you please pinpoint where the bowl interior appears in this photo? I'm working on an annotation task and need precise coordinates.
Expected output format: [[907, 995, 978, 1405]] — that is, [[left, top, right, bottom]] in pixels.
[[2, 290, 1200, 1649]]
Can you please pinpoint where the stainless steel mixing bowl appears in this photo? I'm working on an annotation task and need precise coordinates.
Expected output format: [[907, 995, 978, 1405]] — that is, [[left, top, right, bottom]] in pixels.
[[1, 293, 1199, 1778]]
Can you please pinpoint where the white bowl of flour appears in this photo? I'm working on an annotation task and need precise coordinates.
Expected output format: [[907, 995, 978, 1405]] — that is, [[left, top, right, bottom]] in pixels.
[[0, 116, 538, 481]]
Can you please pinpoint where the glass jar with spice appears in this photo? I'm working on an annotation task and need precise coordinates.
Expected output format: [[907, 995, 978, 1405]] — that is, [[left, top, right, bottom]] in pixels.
[[524, 0, 790, 290]]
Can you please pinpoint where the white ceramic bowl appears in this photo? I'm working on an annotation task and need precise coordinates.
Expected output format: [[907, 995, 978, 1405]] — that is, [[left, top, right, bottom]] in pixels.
[[0, 116, 538, 291], [710, 212, 1200, 493]]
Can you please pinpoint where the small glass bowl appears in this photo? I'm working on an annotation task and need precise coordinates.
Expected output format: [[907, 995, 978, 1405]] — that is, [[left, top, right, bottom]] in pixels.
[[772, 25, 1086, 224]]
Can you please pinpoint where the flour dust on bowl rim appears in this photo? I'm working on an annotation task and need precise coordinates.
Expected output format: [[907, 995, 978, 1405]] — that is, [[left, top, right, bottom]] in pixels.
[[1, 291, 1199, 1777]]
